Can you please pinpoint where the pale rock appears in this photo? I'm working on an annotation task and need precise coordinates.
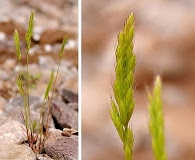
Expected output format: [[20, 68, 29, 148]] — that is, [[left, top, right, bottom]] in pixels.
[[2, 59, 16, 70], [0, 144, 36, 160], [0, 121, 27, 145], [47, 128, 62, 138]]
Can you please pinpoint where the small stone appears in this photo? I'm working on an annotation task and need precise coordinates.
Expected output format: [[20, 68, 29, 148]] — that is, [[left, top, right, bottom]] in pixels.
[[44, 44, 52, 52], [29, 45, 40, 55], [44, 136, 78, 160], [0, 21, 26, 41], [48, 128, 62, 138], [33, 33, 41, 42], [51, 100, 78, 129], [10, 96, 41, 107], [62, 130, 71, 137], [61, 77, 78, 94], [0, 70, 9, 80], [65, 39, 77, 50], [38, 56, 56, 70], [61, 89, 78, 103], [40, 29, 67, 45], [0, 31, 6, 40], [2, 58, 16, 70], [36, 154, 54, 160], [62, 128, 78, 137]]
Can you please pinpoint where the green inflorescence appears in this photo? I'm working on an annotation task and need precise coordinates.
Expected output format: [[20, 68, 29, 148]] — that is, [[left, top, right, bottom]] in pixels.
[[148, 76, 167, 160], [110, 13, 136, 160]]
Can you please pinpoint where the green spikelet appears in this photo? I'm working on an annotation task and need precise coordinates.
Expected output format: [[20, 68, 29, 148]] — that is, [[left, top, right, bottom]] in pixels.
[[14, 30, 21, 61], [148, 76, 167, 160], [60, 35, 68, 60], [25, 10, 34, 52], [16, 76, 25, 96], [110, 13, 136, 160]]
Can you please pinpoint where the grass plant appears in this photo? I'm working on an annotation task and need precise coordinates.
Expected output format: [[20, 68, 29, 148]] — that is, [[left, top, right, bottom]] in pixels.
[[148, 76, 167, 160], [110, 13, 136, 160], [14, 10, 68, 153]]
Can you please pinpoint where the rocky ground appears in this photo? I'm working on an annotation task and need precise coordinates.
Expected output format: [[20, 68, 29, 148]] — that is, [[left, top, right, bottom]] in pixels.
[[82, 0, 195, 160], [0, 0, 78, 160]]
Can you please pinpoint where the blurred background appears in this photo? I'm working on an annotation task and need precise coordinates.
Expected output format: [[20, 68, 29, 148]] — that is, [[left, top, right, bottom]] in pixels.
[[82, 0, 195, 159]]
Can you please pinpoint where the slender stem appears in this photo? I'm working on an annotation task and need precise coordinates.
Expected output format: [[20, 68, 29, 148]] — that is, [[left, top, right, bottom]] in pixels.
[[44, 35, 67, 137], [45, 61, 61, 136], [26, 50, 31, 130]]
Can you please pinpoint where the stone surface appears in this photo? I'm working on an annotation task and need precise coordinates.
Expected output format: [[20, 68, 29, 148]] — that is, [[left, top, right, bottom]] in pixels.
[[0, 121, 27, 145], [2, 58, 16, 70], [9, 96, 41, 107], [67, 103, 78, 111], [0, 96, 41, 126], [40, 29, 75, 45], [51, 100, 78, 130], [0, 20, 26, 39], [48, 128, 63, 138], [61, 89, 78, 103], [44, 136, 78, 160], [60, 74, 78, 94], [0, 96, 56, 129], [0, 144, 36, 160], [0, 70, 9, 80], [36, 154, 54, 160]]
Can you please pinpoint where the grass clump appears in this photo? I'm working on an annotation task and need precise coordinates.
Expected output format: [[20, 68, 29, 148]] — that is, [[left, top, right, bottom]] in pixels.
[[148, 76, 167, 160], [110, 13, 136, 160], [14, 10, 68, 153]]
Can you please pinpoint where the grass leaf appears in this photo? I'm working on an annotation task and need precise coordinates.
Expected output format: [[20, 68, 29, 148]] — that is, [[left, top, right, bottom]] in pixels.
[[32, 120, 37, 130], [43, 70, 54, 102]]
